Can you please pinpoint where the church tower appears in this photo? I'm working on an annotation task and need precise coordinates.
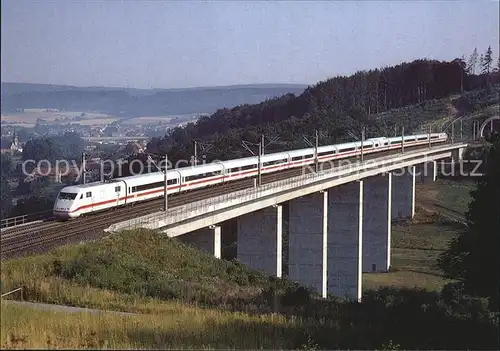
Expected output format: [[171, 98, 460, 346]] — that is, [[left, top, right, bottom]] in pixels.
[[10, 127, 19, 151]]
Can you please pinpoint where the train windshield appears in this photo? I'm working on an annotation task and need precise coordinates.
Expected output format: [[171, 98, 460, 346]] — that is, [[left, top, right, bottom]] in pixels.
[[58, 192, 78, 200]]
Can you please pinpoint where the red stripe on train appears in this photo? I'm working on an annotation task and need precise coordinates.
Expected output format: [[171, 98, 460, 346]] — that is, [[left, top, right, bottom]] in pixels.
[[65, 139, 443, 214]]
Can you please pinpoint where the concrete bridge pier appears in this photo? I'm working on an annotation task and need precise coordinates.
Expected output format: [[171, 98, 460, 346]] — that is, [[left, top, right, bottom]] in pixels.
[[288, 191, 328, 298], [236, 205, 283, 278], [416, 161, 437, 183], [326, 181, 363, 301], [288, 182, 364, 301], [178, 225, 221, 259], [391, 166, 416, 220], [363, 174, 392, 273], [451, 147, 465, 164]]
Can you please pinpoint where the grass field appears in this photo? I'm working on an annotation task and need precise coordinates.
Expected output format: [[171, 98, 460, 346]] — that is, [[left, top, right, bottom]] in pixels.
[[1, 299, 305, 350], [362, 180, 472, 293], [1, 226, 497, 349], [1, 111, 118, 127], [1, 180, 497, 349], [414, 179, 475, 215], [121, 116, 173, 125], [434, 179, 475, 214], [364, 221, 460, 292]]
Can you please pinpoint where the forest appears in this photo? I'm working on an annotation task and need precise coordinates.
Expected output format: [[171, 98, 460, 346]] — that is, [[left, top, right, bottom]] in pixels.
[[147, 47, 500, 164]]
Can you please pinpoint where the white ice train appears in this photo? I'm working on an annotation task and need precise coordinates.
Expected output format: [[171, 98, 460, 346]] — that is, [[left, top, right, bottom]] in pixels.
[[53, 133, 448, 219]]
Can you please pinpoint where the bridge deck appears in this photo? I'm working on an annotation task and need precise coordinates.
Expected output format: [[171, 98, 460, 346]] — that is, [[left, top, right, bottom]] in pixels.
[[107, 142, 467, 236]]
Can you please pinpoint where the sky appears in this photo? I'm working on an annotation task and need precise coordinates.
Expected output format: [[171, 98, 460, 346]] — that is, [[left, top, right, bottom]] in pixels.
[[1, 0, 499, 89]]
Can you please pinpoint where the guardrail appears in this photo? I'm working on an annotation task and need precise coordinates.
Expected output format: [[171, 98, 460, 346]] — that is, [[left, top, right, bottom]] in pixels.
[[1, 287, 23, 301], [109, 142, 467, 234], [1, 210, 53, 229]]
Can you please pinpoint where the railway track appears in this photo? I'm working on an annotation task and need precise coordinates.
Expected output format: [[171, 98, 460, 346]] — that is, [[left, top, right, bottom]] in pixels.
[[0, 221, 60, 240], [0, 143, 450, 260]]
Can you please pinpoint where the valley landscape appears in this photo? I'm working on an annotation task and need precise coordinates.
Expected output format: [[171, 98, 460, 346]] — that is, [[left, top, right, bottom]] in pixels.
[[1, 1, 499, 350]]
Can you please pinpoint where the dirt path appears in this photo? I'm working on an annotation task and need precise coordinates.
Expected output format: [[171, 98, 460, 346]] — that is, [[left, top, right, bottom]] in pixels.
[[1, 300, 139, 316]]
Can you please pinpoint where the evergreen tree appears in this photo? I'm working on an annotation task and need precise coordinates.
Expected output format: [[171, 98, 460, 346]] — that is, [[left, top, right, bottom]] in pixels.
[[481, 46, 493, 75], [1, 153, 13, 178], [0, 175, 12, 219], [494, 57, 500, 74], [438, 136, 500, 308], [466, 48, 478, 75]]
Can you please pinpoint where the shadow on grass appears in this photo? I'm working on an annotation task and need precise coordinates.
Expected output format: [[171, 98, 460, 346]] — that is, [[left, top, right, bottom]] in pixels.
[[402, 269, 447, 278], [4, 230, 498, 349], [120, 287, 499, 350], [124, 318, 308, 350]]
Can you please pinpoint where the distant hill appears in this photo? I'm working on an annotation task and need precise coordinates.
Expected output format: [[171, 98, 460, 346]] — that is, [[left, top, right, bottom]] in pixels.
[[0, 82, 308, 116], [145, 58, 499, 164]]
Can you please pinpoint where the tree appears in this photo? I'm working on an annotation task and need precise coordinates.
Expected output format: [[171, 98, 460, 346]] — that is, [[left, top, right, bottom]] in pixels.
[[0, 154, 13, 219], [452, 58, 466, 93], [22, 132, 84, 164], [466, 48, 478, 75], [481, 46, 493, 87], [1, 153, 13, 177], [494, 57, 500, 74], [438, 136, 500, 308], [0, 175, 12, 219], [481, 46, 493, 75]]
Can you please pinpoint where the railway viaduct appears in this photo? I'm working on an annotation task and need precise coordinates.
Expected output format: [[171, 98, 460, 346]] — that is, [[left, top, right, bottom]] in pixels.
[[107, 142, 468, 301]]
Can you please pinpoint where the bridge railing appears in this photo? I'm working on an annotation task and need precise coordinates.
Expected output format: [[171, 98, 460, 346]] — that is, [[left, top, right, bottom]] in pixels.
[[0, 210, 53, 230], [111, 142, 466, 233]]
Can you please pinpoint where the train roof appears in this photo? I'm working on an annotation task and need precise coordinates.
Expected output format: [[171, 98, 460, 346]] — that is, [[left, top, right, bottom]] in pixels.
[[261, 152, 290, 162], [117, 171, 182, 184], [316, 144, 339, 153], [366, 137, 388, 143], [59, 182, 112, 193], [115, 171, 166, 182], [287, 147, 315, 158], [337, 141, 361, 149], [219, 156, 258, 169], [177, 162, 224, 176]]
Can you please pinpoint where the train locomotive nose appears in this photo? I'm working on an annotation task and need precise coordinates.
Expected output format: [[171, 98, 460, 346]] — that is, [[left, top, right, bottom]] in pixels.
[[53, 209, 72, 220]]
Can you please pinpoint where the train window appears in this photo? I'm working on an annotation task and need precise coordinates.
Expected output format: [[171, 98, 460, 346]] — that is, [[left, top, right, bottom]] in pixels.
[[240, 164, 256, 171], [128, 179, 177, 192], [134, 181, 164, 192], [185, 174, 205, 182], [318, 151, 332, 157], [58, 192, 77, 200], [362, 144, 373, 149], [340, 147, 355, 152], [86, 192, 92, 198], [229, 164, 256, 173], [80, 194, 83, 199], [291, 154, 313, 161], [115, 186, 121, 192], [185, 171, 221, 182], [263, 159, 286, 167]]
